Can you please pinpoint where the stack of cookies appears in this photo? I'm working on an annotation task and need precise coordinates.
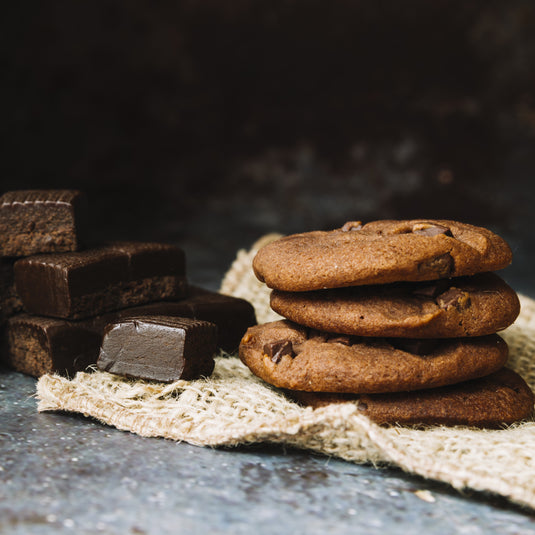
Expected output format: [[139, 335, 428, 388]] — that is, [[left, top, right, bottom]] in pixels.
[[239, 220, 534, 428]]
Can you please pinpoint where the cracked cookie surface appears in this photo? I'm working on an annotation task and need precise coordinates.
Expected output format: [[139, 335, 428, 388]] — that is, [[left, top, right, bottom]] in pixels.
[[253, 220, 513, 291], [270, 272, 520, 338], [239, 320, 509, 393]]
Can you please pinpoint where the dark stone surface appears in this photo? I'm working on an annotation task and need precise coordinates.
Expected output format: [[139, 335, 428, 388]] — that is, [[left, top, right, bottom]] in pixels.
[[2, 369, 535, 534]]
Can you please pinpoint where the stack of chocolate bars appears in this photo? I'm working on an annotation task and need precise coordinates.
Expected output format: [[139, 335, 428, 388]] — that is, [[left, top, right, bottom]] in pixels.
[[240, 220, 534, 427], [0, 190, 256, 381]]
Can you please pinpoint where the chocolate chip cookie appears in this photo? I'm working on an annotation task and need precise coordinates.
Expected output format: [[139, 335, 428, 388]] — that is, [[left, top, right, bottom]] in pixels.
[[289, 367, 534, 428], [239, 320, 509, 393], [270, 272, 520, 338], [253, 220, 513, 291]]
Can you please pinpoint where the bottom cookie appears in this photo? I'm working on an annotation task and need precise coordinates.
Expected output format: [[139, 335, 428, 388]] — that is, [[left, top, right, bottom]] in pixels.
[[289, 368, 534, 428]]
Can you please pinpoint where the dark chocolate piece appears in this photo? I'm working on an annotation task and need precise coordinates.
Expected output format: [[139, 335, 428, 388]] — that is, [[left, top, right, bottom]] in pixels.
[[97, 316, 217, 382], [417, 253, 454, 278], [1, 314, 101, 378], [117, 286, 256, 351], [436, 287, 471, 310], [263, 340, 294, 363], [0, 190, 87, 256], [14, 242, 188, 319]]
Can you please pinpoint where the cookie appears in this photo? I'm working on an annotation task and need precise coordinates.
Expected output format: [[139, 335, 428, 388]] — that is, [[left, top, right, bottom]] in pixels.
[[253, 220, 512, 291], [270, 272, 520, 338], [289, 368, 534, 428], [239, 320, 509, 394]]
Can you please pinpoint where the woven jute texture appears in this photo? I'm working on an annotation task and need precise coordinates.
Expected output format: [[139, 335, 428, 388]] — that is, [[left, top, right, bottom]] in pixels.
[[37, 236, 535, 509]]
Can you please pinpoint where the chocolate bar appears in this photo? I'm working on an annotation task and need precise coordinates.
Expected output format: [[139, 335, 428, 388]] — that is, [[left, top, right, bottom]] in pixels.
[[2, 287, 255, 377], [14, 242, 188, 319], [97, 316, 217, 382], [118, 286, 257, 351], [0, 190, 87, 256], [2, 314, 101, 378]]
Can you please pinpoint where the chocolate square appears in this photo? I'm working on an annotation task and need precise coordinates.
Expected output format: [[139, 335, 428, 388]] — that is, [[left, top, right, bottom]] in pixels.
[[0, 190, 87, 256], [14, 242, 188, 319], [97, 315, 217, 382]]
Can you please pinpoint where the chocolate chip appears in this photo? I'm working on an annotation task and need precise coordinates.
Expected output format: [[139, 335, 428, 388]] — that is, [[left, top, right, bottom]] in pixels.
[[263, 340, 295, 363], [341, 221, 363, 232], [412, 223, 453, 237], [436, 287, 471, 310], [389, 338, 439, 356], [357, 401, 368, 411], [417, 253, 454, 278]]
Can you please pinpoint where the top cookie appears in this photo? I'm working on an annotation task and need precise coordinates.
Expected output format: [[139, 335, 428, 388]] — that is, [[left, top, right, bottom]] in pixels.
[[253, 220, 513, 291]]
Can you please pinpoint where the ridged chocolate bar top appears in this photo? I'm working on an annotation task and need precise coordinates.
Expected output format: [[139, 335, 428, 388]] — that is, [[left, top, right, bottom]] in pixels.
[[17, 241, 185, 283], [0, 189, 83, 206], [102, 314, 212, 333]]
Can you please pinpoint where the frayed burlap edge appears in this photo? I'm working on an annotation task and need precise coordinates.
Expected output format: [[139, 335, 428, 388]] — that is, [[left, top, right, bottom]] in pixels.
[[36, 235, 535, 510]]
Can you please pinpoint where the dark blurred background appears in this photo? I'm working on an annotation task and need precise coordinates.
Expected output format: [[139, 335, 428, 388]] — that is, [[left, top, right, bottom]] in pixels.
[[2, 1, 535, 293]]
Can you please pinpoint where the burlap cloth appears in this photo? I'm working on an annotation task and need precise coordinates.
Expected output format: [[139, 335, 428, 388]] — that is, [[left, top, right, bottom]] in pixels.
[[36, 235, 535, 510]]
